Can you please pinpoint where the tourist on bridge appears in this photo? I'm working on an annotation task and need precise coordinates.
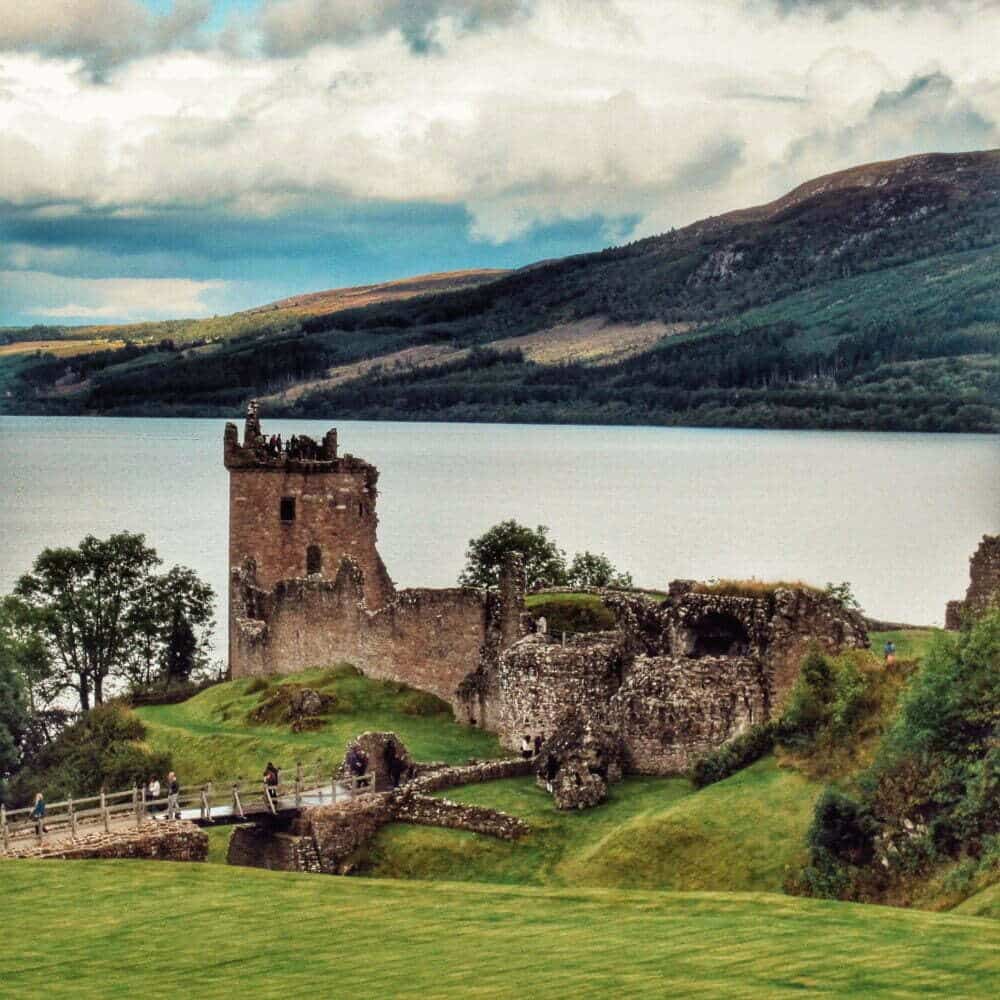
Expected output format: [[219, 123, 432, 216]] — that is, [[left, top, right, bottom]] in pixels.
[[165, 772, 180, 820], [146, 775, 161, 814], [264, 762, 279, 804], [31, 793, 47, 836], [346, 745, 368, 778]]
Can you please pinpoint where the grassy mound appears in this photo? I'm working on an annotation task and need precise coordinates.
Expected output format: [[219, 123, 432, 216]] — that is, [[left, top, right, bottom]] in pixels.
[[134, 666, 503, 785], [366, 757, 819, 894], [2, 860, 997, 999]]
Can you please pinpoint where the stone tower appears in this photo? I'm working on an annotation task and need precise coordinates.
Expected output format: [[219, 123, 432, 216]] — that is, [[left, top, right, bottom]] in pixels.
[[224, 402, 395, 663]]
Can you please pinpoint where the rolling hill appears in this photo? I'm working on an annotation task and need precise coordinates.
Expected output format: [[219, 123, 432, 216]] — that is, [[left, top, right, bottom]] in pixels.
[[3, 149, 999, 431]]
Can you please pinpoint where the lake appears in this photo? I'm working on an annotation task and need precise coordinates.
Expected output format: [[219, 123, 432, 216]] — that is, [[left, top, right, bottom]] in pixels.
[[1, 416, 997, 662]]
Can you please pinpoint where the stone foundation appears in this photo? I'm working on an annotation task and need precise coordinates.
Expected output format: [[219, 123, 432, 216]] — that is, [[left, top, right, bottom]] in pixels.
[[9, 821, 207, 862]]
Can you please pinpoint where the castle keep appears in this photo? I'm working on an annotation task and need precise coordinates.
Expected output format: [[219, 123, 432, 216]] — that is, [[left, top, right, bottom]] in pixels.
[[226, 405, 868, 790], [225, 406, 525, 712]]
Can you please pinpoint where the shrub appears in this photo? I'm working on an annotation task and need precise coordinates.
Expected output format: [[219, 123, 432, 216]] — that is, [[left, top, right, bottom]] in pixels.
[[808, 789, 878, 866], [244, 677, 270, 695], [690, 723, 775, 788], [528, 597, 616, 635], [5, 703, 171, 806], [400, 691, 453, 718]]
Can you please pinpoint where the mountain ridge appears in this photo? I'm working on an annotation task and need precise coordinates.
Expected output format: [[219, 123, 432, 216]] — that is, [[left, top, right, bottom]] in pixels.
[[3, 148, 999, 432]]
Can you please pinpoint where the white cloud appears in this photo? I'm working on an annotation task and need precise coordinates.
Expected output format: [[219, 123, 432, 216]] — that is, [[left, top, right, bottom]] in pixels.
[[1, 271, 228, 322], [0, 0, 997, 248]]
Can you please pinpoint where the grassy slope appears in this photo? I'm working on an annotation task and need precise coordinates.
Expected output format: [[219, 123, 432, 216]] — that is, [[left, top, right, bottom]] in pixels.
[[956, 882, 1000, 920], [3, 861, 998, 999], [135, 668, 503, 786], [366, 758, 817, 895]]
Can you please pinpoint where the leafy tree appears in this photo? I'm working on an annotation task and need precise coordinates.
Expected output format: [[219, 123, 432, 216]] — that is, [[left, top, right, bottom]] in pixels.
[[13, 532, 215, 711], [458, 520, 567, 590], [0, 655, 28, 780], [566, 551, 634, 589]]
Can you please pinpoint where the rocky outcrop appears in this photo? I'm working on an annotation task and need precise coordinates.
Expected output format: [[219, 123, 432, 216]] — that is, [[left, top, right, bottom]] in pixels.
[[535, 712, 626, 810]]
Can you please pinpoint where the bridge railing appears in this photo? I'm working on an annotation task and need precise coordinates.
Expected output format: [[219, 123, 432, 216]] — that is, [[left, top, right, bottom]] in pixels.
[[0, 763, 377, 855]]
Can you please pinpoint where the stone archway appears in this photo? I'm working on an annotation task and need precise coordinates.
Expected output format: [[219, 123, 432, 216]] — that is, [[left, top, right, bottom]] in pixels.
[[689, 611, 750, 657]]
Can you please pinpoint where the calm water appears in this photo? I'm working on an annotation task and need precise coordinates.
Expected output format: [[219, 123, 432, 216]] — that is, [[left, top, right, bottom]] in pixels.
[[1, 416, 997, 660]]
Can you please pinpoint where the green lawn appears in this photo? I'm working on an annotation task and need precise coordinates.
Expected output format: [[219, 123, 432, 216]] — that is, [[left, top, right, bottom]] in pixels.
[[869, 629, 942, 662], [2, 860, 997, 999], [366, 757, 818, 894], [135, 667, 503, 786]]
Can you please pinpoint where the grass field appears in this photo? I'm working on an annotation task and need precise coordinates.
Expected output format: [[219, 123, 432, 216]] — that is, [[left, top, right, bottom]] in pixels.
[[365, 758, 817, 893], [135, 668, 503, 786], [0, 338, 124, 358], [2, 861, 997, 999]]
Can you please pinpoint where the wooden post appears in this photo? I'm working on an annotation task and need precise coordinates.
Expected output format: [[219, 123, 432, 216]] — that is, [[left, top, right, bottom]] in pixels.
[[332, 775, 338, 804], [232, 781, 245, 819], [133, 785, 140, 829], [69, 797, 78, 840], [206, 782, 213, 822], [200, 787, 210, 823], [100, 791, 110, 833], [294, 761, 303, 809], [139, 785, 147, 827], [1, 804, 8, 854]]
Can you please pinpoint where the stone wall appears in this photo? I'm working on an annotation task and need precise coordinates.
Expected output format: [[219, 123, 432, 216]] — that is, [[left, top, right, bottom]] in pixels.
[[227, 821, 322, 873], [393, 790, 529, 840], [9, 821, 207, 861], [408, 758, 534, 794], [496, 633, 624, 751], [613, 654, 767, 773], [231, 558, 520, 716], [946, 535, 1000, 629]]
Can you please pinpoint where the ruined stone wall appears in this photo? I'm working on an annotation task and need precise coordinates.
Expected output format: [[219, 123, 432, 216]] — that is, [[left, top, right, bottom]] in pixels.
[[227, 821, 322, 874], [231, 561, 508, 715], [946, 535, 1000, 629], [228, 466, 393, 606], [495, 633, 624, 750], [612, 655, 767, 773], [408, 758, 534, 794], [9, 821, 207, 861], [393, 790, 529, 840]]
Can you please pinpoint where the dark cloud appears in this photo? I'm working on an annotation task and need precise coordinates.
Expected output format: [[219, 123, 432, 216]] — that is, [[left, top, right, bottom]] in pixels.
[[0, 1, 213, 78], [766, 0, 996, 17], [259, 0, 534, 57]]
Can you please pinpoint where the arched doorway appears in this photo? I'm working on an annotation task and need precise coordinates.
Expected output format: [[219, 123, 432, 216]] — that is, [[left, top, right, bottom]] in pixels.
[[690, 612, 750, 657]]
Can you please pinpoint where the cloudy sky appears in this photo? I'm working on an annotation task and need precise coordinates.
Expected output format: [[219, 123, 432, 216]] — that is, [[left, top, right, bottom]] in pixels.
[[1, 0, 998, 326]]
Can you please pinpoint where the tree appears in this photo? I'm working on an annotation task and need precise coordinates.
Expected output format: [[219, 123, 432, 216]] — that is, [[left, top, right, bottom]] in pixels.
[[566, 551, 634, 589], [458, 520, 567, 590], [13, 532, 215, 711]]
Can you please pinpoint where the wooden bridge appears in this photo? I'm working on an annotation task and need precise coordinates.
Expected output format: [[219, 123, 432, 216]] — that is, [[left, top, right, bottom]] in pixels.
[[1, 764, 375, 856]]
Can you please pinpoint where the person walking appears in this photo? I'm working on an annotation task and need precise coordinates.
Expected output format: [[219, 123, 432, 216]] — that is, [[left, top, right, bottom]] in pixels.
[[884, 640, 896, 666], [263, 762, 279, 806], [31, 793, 47, 837], [165, 771, 180, 820]]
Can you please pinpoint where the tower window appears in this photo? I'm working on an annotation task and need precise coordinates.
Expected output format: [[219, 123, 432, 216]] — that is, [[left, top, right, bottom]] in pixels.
[[280, 497, 296, 522], [306, 545, 322, 575]]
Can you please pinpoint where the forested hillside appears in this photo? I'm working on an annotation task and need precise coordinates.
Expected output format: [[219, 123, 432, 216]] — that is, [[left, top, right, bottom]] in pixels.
[[4, 150, 999, 431]]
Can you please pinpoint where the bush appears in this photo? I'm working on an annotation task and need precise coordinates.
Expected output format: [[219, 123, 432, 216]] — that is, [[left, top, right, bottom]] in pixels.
[[808, 789, 878, 866], [690, 723, 775, 788], [529, 596, 616, 635], [128, 675, 224, 706], [5, 703, 171, 806], [244, 677, 270, 695]]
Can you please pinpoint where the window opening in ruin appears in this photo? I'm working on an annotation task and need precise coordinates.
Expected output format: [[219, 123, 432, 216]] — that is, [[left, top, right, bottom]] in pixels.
[[690, 612, 750, 658], [306, 545, 322, 575], [280, 497, 296, 522]]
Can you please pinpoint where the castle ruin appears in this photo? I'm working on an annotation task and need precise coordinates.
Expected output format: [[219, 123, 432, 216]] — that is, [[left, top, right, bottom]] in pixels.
[[945, 534, 1000, 629], [225, 405, 869, 789]]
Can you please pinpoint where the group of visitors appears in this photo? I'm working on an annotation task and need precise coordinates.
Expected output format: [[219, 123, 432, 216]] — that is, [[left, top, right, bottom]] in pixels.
[[144, 772, 180, 819], [520, 734, 544, 760], [258, 433, 322, 461]]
